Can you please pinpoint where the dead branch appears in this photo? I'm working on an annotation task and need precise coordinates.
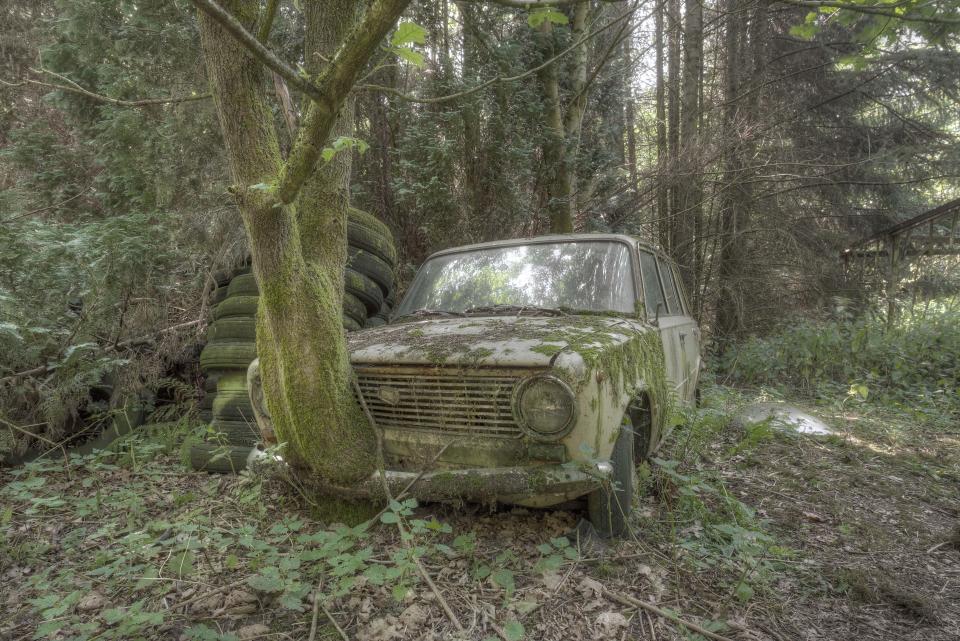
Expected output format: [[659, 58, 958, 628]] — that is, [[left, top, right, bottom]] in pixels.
[[603, 587, 738, 641], [14, 68, 211, 107]]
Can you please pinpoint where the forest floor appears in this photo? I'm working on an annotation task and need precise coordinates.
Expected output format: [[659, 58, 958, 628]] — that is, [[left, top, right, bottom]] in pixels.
[[1, 386, 958, 641]]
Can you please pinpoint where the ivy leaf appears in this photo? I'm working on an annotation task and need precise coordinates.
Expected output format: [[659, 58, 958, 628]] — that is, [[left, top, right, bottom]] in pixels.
[[528, 8, 568, 28], [391, 22, 426, 46]]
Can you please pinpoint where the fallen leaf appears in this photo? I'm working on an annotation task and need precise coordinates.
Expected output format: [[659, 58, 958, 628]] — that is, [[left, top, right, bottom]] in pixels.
[[595, 611, 629, 631], [76, 591, 107, 612], [237, 623, 270, 640]]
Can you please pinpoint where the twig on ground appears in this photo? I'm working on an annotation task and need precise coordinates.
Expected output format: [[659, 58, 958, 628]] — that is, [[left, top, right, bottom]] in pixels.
[[308, 586, 350, 641], [603, 587, 737, 641], [170, 576, 250, 611]]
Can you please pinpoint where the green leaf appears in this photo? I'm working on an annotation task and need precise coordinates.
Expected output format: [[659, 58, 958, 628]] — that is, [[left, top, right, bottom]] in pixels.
[[392, 46, 425, 68], [503, 620, 525, 641], [248, 567, 285, 593], [391, 22, 427, 46], [170, 550, 195, 577], [734, 581, 754, 602], [392, 584, 409, 602], [492, 568, 515, 595], [789, 22, 818, 40], [528, 7, 568, 28], [380, 511, 399, 524]]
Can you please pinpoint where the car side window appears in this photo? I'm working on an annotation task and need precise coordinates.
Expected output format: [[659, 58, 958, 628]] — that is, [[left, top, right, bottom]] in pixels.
[[638, 251, 666, 318], [657, 257, 682, 315]]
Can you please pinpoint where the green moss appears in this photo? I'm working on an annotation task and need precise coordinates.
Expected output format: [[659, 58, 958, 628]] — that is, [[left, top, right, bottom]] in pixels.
[[531, 343, 564, 357], [309, 495, 381, 525]]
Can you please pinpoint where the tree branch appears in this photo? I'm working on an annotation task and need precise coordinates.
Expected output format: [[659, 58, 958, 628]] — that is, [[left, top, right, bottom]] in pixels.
[[188, 0, 327, 102], [0, 69, 210, 107], [275, 0, 412, 204], [257, 0, 281, 42], [358, 4, 635, 105], [776, 0, 960, 25]]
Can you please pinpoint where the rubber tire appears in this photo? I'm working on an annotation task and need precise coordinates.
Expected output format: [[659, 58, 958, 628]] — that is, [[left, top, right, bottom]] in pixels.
[[345, 268, 384, 313], [199, 341, 258, 372], [227, 273, 259, 297], [348, 248, 394, 295], [211, 395, 256, 422], [209, 419, 261, 446], [189, 443, 255, 473], [348, 207, 392, 239], [348, 222, 397, 266], [211, 285, 229, 306], [343, 315, 362, 332], [208, 318, 256, 342], [213, 295, 259, 320], [343, 292, 367, 326], [587, 423, 635, 538], [216, 372, 249, 393]]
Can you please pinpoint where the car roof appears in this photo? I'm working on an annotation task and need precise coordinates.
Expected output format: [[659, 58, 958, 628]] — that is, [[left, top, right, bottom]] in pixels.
[[425, 233, 668, 261]]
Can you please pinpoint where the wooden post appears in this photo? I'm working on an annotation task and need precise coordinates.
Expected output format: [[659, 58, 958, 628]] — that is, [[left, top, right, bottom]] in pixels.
[[886, 234, 899, 329]]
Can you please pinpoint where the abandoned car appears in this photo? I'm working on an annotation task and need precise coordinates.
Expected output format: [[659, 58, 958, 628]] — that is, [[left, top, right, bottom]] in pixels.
[[340, 234, 701, 536]]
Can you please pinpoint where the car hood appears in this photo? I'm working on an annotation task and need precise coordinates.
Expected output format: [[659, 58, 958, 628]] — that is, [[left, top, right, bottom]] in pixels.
[[347, 315, 653, 373]]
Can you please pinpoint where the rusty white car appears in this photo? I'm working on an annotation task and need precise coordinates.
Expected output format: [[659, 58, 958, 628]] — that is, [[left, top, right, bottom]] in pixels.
[[341, 234, 702, 536]]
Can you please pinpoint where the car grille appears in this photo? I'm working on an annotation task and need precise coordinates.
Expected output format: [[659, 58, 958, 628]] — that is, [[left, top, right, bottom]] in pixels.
[[353, 368, 524, 438]]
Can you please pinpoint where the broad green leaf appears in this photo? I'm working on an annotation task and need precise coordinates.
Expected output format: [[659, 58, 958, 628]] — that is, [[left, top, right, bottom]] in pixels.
[[391, 22, 426, 46], [392, 46, 425, 68], [528, 8, 568, 28]]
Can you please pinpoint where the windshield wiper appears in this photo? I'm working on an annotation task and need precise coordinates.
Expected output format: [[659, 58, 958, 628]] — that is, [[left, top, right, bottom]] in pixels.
[[393, 308, 465, 321], [461, 304, 568, 317]]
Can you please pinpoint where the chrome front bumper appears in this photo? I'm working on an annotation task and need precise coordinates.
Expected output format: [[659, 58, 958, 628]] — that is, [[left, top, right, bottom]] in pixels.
[[352, 462, 613, 506]]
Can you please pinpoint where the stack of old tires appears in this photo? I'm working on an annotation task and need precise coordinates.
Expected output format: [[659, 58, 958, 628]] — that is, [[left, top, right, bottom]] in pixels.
[[190, 208, 397, 472]]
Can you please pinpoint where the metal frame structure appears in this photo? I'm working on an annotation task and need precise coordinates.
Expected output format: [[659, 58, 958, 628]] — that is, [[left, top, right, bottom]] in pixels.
[[842, 198, 960, 324]]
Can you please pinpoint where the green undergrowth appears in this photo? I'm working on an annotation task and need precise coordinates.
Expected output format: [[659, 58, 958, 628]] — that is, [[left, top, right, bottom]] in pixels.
[[717, 306, 960, 425], [640, 384, 795, 608], [1, 430, 557, 641]]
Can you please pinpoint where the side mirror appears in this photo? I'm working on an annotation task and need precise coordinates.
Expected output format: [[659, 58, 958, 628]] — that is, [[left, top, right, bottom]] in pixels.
[[653, 301, 664, 326]]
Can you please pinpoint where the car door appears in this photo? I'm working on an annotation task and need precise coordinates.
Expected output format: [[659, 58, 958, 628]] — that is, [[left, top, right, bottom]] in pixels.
[[637, 250, 685, 405], [656, 258, 700, 404]]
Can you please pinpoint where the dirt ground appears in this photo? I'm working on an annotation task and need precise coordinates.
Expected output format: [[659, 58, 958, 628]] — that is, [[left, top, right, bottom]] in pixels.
[[1, 393, 958, 641]]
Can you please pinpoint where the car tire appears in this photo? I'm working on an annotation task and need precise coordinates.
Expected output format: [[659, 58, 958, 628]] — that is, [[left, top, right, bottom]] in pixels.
[[343, 292, 367, 326], [199, 341, 258, 372], [213, 295, 260, 320], [348, 207, 392, 239], [227, 273, 259, 297], [209, 419, 261, 446], [348, 248, 394, 295], [189, 443, 256, 473], [207, 317, 257, 342], [345, 268, 384, 313], [348, 222, 397, 266], [211, 285, 229, 306], [587, 422, 635, 538]]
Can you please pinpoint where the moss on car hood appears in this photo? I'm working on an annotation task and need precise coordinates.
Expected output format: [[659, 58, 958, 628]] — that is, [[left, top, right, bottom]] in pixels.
[[348, 315, 661, 389]]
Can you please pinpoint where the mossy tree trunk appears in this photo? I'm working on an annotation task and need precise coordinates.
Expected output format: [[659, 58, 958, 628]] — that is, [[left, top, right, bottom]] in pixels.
[[196, 0, 408, 484]]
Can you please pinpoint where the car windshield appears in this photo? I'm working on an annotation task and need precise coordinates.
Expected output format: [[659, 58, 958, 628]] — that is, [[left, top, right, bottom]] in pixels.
[[395, 241, 637, 317]]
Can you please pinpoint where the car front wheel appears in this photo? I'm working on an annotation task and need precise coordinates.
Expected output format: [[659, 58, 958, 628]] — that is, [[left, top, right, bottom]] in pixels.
[[587, 422, 635, 538]]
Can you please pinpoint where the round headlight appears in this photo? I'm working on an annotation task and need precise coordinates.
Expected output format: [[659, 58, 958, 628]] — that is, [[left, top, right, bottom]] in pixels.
[[515, 375, 576, 438]]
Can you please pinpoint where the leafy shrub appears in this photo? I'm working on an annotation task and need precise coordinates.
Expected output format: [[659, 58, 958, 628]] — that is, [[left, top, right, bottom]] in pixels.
[[717, 305, 960, 412]]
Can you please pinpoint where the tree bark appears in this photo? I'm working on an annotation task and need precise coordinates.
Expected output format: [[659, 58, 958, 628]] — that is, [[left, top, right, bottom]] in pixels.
[[676, 0, 703, 298], [196, 0, 408, 484]]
